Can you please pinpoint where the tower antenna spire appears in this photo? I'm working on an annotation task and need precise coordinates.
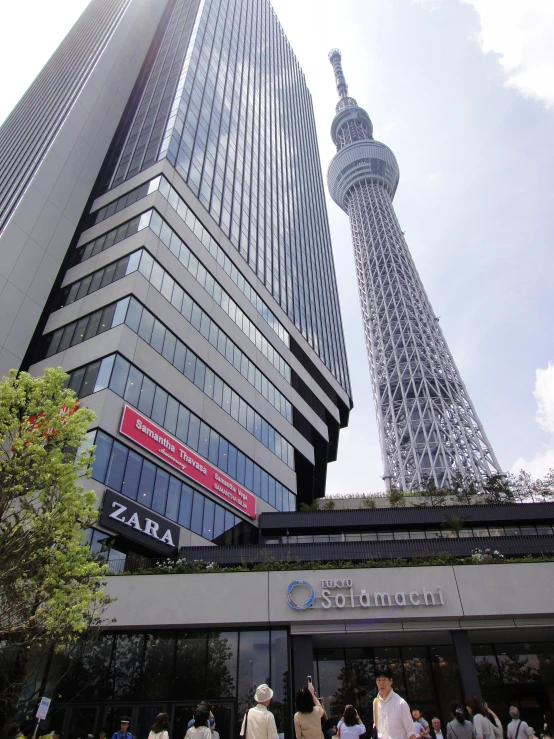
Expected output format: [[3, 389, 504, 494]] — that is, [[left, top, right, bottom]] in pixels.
[[328, 49, 348, 98]]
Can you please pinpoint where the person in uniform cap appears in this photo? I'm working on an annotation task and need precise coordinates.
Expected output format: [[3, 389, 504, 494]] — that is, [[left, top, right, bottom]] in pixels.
[[112, 717, 133, 739], [240, 685, 278, 739]]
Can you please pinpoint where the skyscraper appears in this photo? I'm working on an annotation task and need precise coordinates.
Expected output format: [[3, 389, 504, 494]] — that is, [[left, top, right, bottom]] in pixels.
[[327, 50, 500, 491], [0, 0, 352, 558]]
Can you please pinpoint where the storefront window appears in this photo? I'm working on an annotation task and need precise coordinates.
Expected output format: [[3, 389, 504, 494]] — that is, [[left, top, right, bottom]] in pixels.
[[430, 646, 463, 710], [403, 647, 434, 701], [473, 644, 502, 687], [112, 633, 145, 700], [206, 631, 238, 698], [237, 631, 270, 709], [175, 630, 208, 697], [140, 632, 176, 698], [316, 649, 346, 718], [497, 644, 542, 684]]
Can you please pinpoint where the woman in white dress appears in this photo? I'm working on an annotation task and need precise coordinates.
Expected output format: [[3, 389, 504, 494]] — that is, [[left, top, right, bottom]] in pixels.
[[148, 714, 170, 739]]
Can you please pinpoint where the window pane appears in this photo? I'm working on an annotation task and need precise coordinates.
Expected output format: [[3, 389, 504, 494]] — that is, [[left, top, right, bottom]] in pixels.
[[138, 460, 156, 507], [151, 386, 168, 426], [138, 376, 156, 416], [124, 365, 143, 406], [105, 441, 128, 492], [108, 355, 129, 396], [202, 499, 215, 540], [91, 431, 113, 482], [187, 415, 200, 450], [152, 469, 169, 514], [198, 422, 210, 459], [121, 451, 142, 501], [178, 484, 193, 529], [191, 491, 204, 535], [166, 477, 181, 521]]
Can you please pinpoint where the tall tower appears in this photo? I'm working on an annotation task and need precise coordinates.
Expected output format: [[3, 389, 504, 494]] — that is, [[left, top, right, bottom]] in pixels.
[[327, 50, 500, 490]]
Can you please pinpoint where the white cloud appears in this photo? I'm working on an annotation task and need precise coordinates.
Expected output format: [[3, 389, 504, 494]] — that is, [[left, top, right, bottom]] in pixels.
[[512, 363, 554, 477], [461, 0, 554, 108]]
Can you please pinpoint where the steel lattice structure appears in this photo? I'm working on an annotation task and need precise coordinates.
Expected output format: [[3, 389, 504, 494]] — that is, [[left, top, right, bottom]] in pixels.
[[327, 50, 501, 490]]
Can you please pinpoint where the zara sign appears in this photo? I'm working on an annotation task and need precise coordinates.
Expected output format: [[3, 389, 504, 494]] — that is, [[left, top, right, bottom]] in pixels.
[[100, 489, 179, 556]]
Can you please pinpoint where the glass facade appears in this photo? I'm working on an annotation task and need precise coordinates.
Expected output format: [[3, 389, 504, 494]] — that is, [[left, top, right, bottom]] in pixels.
[[104, 0, 351, 396], [314, 645, 463, 722], [28, 628, 289, 739], [91, 430, 258, 542]]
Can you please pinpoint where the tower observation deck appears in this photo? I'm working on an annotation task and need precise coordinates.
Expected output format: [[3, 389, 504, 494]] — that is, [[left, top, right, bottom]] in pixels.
[[327, 50, 501, 490]]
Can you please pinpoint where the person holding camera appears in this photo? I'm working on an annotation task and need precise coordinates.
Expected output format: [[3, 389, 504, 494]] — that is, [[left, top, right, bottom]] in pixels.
[[337, 706, 366, 739], [294, 683, 326, 739]]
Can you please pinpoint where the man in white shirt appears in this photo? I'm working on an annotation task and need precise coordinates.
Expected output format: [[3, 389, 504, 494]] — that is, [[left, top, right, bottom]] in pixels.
[[507, 707, 534, 739], [431, 718, 444, 739], [373, 665, 417, 739], [240, 684, 278, 739]]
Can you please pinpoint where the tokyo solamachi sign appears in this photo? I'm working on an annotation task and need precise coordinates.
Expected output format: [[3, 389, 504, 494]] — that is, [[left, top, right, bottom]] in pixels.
[[119, 405, 256, 518], [287, 577, 445, 611]]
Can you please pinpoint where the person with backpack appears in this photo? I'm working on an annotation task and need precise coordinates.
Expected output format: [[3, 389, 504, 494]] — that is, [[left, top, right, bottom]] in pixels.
[[507, 708, 534, 739], [240, 684, 279, 739], [466, 698, 497, 739], [447, 703, 475, 739]]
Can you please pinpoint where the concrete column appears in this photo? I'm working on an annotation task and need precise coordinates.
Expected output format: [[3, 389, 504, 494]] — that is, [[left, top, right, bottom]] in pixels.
[[452, 630, 482, 699], [292, 635, 314, 696]]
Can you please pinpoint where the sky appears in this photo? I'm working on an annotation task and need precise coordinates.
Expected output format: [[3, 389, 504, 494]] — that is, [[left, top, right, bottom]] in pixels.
[[1, 0, 553, 496]]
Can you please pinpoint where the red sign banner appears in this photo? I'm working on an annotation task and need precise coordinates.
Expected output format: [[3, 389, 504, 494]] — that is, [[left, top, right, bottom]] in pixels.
[[119, 405, 257, 519]]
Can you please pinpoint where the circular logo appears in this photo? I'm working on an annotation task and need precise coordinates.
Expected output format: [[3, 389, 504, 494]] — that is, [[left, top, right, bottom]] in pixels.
[[287, 580, 315, 610]]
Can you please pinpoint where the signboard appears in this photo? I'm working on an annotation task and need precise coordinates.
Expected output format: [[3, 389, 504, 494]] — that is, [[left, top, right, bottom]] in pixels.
[[100, 489, 179, 556], [36, 697, 51, 721], [119, 405, 256, 519], [286, 577, 445, 611]]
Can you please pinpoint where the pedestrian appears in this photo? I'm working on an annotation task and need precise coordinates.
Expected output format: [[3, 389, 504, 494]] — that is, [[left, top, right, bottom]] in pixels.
[[447, 704, 475, 739], [187, 704, 215, 730], [294, 683, 326, 739], [412, 710, 431, 737], [337, 706, 365, 739], [149, 713, 170, 739], [466, 698, 496, 739], [507, 708, 534, 739], [413, 721, 425, 738], [240, 684, 278, 739], [483, 704, 503, 739], [373, 664, 416, 739], [185, 708, 211, 739], [430, 719, 445, 739], [100, 731, 107, 739], [210, 722, 220, 739], [112, 717, 133, 739]]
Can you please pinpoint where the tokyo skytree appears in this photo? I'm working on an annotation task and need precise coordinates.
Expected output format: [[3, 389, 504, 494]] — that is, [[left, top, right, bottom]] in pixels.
[[326, 50, 501, 490]]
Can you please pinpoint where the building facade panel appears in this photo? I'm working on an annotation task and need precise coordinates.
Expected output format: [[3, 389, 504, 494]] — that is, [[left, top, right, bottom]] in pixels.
[[0, 0, 169, 377]]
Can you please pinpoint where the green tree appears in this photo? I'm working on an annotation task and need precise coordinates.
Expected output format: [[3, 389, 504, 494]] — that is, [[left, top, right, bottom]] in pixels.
[[362, 497, 377, 509], [441, 512, 469, 538], [413, 475, 449, 507], [0, 367, 109, 735], [482, 473, 515, 504], [322, 499, 336, 510], [387, 487, 406, 508], [450, 471, 481, 505]]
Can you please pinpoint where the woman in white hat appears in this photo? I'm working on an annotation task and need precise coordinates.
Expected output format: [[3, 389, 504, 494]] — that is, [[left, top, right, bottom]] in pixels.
[[240, 685, 279, 739]]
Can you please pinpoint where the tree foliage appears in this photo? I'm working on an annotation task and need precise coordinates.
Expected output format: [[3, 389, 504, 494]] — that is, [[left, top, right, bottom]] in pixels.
[[0, 367, 109, 733]]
